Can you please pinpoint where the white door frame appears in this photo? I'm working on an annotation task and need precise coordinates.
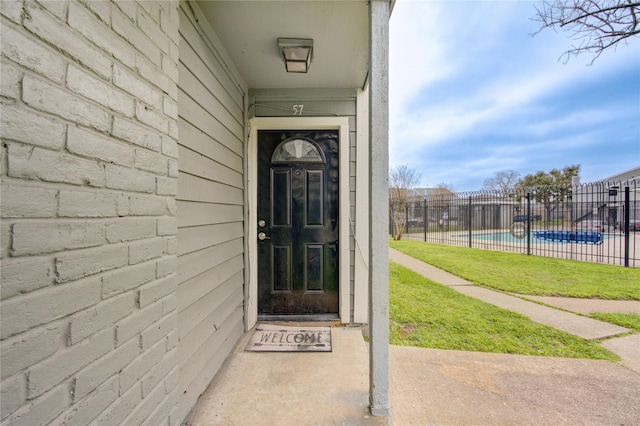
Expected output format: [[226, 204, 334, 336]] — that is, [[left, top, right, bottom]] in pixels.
[[245, 117, 350, 330]]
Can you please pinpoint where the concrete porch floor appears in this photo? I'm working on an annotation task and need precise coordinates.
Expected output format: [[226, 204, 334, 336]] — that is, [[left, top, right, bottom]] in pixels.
[[183, 325, 384, 425], [184, 325, 640, 425]]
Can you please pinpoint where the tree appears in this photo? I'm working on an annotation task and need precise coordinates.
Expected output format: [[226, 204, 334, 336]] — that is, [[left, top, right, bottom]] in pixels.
[[533, 0, 640, 63], [517, 164, 580, 220], [389, 164, 422, 240], [518, 164, 579, 189], [483, 170, 521, 193]]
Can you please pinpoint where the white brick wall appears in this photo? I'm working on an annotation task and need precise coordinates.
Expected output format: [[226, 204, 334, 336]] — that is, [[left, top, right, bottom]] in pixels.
[[23, 74, 112, 131], [0, 256, 54, 298], [0, 106, 66, 150], [7, 143, 106, 187], [1, 1, 181, 424], [113, 116, 163, 151], [114, 64, 162, 110]]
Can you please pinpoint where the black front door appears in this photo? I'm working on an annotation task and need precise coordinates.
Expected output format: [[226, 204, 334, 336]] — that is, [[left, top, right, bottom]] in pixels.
[[257, 130, 339, 315]]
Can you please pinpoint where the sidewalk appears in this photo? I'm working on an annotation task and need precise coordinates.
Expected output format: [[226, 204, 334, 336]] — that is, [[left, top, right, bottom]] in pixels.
[[187, 326, 640, 425], [185, 251, 640, 425], [390, 248, 640, 372]]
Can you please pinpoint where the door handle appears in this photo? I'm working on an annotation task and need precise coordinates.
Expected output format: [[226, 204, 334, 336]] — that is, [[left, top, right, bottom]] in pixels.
[[258, 232, 271, 241]]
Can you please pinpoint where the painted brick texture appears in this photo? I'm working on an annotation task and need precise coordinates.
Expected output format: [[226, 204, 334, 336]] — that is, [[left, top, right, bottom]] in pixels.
[[0, 1, 180, 424]]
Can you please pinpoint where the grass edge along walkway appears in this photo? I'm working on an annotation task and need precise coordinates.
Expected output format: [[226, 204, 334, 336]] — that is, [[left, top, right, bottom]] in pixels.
[[389, 240, 640, 300], [389, 261, 618, 361]]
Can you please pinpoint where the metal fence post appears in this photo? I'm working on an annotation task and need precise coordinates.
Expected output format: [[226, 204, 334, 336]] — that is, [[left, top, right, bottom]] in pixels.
[[526, 192, 531, 256], [624, 186, 630, 267], [468, 196, 472, 248], [404, 204, 409, 238], [423, 199, 427, 242]]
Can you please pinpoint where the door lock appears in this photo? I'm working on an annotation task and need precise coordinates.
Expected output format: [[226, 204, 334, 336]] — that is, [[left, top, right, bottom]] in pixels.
[[258, 232, 271, 241]]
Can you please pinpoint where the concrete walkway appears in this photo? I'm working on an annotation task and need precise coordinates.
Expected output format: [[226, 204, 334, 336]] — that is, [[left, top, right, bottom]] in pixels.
[[389, 345, 640, 425], [186, 326, 640, 425], [185, 250, 640, 425], [522, 295, 640, 315], [390, 248, 640, 372]]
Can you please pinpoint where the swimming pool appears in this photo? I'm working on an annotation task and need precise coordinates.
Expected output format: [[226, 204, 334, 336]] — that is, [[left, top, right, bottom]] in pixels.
[[455, 231, 613, 244]]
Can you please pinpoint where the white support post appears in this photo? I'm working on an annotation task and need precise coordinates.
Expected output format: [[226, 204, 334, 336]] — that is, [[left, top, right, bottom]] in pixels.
[[368, 0, 391, 417]]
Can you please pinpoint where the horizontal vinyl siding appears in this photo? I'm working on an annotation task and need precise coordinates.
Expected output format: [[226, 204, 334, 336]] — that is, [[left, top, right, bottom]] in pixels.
[[176, 3, 246, 421]]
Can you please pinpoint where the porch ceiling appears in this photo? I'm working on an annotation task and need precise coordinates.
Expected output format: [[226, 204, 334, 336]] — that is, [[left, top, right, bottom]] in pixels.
[[196, 1, 369, 90]]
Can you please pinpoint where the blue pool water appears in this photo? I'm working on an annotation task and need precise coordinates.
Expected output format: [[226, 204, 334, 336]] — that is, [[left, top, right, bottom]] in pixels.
[[455, 231, 613, 244]]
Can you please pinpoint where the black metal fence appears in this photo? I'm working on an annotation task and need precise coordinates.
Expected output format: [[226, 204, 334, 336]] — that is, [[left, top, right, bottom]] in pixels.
[[390, 179, 639, 267]]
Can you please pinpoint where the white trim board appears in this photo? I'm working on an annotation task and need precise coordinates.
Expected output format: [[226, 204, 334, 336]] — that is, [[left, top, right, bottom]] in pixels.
[[353, 88, 370, 324], [245, 117, 351, 330]]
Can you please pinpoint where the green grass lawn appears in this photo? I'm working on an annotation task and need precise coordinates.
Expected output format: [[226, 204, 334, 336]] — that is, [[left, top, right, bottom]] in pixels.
[[389, 262, 619, 360], [389, 240, 640, 300]]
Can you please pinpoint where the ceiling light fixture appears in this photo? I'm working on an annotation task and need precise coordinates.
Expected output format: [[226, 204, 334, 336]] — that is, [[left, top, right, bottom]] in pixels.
[[278, 38, 313, 73]]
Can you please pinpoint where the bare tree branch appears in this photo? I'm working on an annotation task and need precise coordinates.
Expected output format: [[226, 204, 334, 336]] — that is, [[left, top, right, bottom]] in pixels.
[[483, 170, 521, 193], [533, 0, 640, 63], [389, 164, 421, 240]]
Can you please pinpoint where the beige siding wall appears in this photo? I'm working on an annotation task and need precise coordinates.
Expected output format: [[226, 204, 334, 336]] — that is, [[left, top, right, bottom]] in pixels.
[[175, 4, 247, 421], [249, 89, 359, 321], [1, 1, 181, 424]]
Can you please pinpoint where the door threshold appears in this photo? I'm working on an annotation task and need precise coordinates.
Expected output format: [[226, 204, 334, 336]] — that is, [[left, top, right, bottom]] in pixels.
[[258, 314, 339, 322]]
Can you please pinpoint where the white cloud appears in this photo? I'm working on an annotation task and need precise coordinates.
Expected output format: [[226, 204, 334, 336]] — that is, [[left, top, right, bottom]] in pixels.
[[389, 0, 640, 190], [389, 2, 458, 112]]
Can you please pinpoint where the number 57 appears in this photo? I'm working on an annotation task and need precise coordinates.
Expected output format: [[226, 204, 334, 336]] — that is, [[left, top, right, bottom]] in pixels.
[[292, 104, 304, 115]]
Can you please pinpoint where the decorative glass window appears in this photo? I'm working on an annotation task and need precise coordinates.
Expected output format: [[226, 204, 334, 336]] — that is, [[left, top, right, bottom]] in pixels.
[[272, 138, 325, 163]]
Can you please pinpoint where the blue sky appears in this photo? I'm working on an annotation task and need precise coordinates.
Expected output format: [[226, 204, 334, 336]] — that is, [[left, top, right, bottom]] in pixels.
[[389, 1, 640, 192]]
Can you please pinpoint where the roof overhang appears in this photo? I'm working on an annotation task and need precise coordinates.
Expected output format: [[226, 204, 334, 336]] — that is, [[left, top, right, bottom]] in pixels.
[[196, 1, 370, 90]]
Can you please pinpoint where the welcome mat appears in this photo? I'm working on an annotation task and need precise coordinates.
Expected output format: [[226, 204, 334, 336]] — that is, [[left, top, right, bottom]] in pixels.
[[245, 324, 332, 352]]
